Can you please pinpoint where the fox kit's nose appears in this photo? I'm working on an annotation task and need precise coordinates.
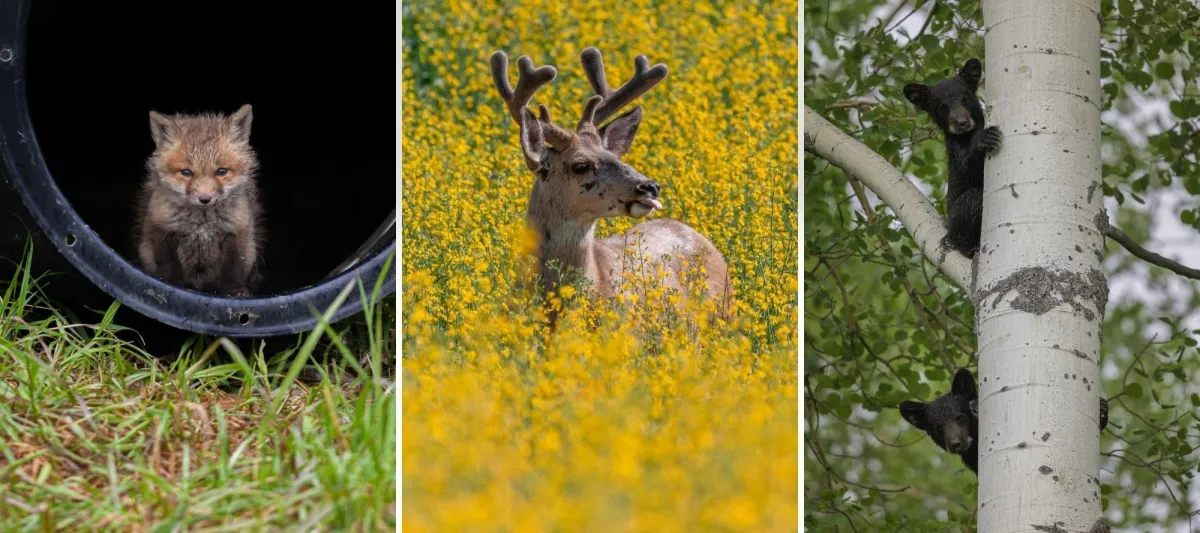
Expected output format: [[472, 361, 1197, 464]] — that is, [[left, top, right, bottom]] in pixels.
[[636, 181, 660, 198], [197, 194, 215, 205]]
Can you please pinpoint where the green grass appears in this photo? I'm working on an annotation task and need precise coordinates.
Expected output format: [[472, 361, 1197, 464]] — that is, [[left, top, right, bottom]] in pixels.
[[0, 241, 396, 532]]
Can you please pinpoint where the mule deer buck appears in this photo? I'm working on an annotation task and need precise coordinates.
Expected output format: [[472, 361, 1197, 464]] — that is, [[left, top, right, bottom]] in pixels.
[[490, 46, 733, 321]]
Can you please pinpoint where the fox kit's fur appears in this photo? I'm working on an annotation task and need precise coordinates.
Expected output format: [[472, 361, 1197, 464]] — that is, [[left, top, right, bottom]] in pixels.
[[136, 104, 263, 297]]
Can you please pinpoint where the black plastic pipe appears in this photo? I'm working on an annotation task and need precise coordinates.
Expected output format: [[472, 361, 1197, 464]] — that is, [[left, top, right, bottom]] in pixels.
[[0, 0, 396, 338]]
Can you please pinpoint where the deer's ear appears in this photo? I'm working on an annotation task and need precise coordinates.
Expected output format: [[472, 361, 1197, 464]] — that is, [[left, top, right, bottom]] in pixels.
[[518, 107, 545, 171], [599, 106, 642, 158]]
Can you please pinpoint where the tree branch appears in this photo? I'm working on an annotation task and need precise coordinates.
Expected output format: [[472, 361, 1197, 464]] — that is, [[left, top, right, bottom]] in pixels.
[[1104, 224, 1200, 280], [803, 105, 972, 290], [805, 104, 1200, 291]]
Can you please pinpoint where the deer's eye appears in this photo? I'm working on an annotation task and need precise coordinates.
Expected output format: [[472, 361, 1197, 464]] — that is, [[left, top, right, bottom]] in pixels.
[[571, 162, 591, 174], [216, 168, 229, 177], [180, 169, 193, 178]]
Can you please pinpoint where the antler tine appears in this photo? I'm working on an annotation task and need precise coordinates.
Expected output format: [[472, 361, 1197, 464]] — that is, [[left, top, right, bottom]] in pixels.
[[576, 95, 602, 133], [580, 47, 611, 98], [580, 47, 669, 126], [490, 51, 557, 126]]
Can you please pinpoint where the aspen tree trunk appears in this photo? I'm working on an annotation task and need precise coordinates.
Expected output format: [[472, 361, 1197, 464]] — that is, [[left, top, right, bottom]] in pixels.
[[976, 1, 1106, 532]]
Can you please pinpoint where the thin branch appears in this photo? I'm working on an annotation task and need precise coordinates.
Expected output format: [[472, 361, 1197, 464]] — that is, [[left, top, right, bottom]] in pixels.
[[828, 99, 882, 110], [846, 178, 959, 372], [1105, 224, 1200, 280]]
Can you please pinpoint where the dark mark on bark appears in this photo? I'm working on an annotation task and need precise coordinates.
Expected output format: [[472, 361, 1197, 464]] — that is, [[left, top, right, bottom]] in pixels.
[[973, 266, 1109, 321], [1094, 210, 1109, 234]]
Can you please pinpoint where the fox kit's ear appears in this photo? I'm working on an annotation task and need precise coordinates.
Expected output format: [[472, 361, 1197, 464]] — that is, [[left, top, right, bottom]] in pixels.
[[599, 106, 642, 159], [148, 111, 174, 147], [230, 104, 253, 144]]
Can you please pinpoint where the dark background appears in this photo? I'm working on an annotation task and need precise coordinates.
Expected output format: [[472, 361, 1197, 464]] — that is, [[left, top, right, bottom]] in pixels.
[[25, 0, 396, 296]]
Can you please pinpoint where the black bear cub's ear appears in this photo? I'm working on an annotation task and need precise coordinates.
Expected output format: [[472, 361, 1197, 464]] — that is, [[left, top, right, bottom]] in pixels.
[[958, 58, 983, 90], [899, 401, 929, 429], [903, 83, 931, 109], [951, 368, 977, 401]]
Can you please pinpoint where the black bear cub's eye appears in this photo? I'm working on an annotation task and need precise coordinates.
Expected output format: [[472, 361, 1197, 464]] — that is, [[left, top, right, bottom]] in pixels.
[[571, 162, 591, 174]]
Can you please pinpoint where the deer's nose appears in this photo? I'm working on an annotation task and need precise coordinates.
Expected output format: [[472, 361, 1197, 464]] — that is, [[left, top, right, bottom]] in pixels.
[[636, 181, 660, 198]]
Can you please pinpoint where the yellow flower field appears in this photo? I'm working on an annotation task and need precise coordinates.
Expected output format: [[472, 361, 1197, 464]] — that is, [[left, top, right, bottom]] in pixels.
[[401, 1, 798, 531]]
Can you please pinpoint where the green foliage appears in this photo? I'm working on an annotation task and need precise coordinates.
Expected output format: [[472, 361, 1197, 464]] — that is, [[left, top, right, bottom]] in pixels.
[[0, 240, 398, 531], [805, 0, 1200, 530]]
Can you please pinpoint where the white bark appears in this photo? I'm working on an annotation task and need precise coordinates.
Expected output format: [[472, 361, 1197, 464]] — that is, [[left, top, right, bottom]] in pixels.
[[977, 1, 1105, 532], [803, 107, 972, 289]]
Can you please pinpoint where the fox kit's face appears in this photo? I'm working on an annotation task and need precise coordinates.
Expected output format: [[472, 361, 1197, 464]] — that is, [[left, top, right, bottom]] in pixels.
[[148, 104, 257, 208]]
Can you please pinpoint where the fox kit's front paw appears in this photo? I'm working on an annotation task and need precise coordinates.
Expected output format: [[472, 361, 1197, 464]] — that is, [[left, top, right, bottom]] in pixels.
[[979, 126, 1002, 153]]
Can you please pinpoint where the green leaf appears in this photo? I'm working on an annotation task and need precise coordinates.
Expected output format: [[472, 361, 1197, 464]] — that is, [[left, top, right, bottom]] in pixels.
[[1127, 382, 1144, 400], [1156, 62, 1176, 79], [1169, 99, 1190, 119]]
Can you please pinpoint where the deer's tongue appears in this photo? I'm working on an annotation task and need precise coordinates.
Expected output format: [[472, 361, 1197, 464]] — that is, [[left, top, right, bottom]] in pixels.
[[637, 197, 663, 210]]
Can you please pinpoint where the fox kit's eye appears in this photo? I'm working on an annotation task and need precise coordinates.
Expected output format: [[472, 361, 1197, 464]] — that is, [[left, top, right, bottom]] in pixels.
[[571, 162, 591, 174], [216, 168, 229, 177], [180, 169, 193, 178]]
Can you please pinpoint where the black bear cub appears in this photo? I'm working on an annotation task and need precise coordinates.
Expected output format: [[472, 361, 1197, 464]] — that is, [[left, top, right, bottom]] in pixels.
[[900, 368, 981, 473], [903, 58, 1002, 258], [900, 368, 1110, 476]]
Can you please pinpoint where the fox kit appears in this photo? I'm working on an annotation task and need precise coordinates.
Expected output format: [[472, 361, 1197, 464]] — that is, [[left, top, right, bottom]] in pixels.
[[136, 104, 263, 297]]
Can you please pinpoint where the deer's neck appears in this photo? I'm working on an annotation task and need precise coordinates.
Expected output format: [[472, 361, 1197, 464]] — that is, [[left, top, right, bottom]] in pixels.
[[527, 207, 610, 294]]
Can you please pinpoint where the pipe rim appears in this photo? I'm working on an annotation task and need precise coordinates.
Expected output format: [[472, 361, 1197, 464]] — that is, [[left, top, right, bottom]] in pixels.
[[0, 0, 396, 337]]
